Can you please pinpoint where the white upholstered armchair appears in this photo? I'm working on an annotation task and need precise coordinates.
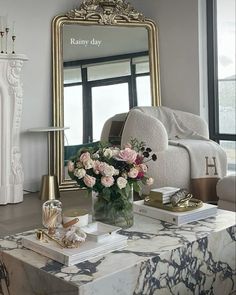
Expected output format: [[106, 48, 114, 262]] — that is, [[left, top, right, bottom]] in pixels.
[[101, 106, 227, 202]]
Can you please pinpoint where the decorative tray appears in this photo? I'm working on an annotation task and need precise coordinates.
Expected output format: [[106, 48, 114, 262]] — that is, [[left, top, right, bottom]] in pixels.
[[22, 223, 127, 266], [144, 197, 203, 212]]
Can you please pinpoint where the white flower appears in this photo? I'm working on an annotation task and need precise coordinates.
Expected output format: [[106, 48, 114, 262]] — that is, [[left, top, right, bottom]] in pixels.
[[128, 167, 139, 179], [74, 168, 86, 179], [83, 159, 94, 170], [146, 177, 154, 186], [139, 163, 148, 173], [114, 169, 120, 176], [103, 148, 113, 159], [103, 164, 116, 177], [93, 152, 99, 159], [112, 147, 120, 157], [67, 161, 74, 172], [117, 177, 127, 189]]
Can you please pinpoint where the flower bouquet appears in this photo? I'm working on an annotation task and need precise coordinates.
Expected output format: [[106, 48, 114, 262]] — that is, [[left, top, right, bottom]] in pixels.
[[68, 138, 156, 228]]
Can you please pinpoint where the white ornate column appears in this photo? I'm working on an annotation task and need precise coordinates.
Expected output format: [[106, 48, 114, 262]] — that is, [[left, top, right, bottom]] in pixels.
[[0, 54, 28, 204]]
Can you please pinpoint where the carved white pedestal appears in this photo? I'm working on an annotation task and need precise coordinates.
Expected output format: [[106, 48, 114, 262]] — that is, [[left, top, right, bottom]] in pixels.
[[0, 54, 28, 204]]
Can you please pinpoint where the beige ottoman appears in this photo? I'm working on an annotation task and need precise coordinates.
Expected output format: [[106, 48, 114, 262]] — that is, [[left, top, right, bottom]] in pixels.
[[217, 175, 236, 212]]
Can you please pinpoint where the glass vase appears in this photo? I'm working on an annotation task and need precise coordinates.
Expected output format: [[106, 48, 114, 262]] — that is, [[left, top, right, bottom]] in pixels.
[[92, 185, 134, 229]]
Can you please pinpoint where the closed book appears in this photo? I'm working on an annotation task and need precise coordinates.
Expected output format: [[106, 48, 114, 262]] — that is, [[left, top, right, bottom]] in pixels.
[[149, 187, 180, 202], [133, 200, 217, 226]]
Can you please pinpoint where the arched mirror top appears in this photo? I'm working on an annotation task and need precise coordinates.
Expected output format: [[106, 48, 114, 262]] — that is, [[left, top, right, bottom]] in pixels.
[[52, 0, 161, 190]]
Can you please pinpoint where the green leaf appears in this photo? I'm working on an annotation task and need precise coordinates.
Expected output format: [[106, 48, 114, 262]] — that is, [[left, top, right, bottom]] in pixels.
[[101, 188, 111, 201], [133, 181, 141, 193], [125, 182, 131, 197]]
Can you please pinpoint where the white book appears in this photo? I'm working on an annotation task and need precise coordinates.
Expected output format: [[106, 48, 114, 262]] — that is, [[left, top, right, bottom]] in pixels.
[[150, 187, 180, 197], [22, 232, 127, 266], [133, 200, 217, 226], [149, 187, 180, 204]]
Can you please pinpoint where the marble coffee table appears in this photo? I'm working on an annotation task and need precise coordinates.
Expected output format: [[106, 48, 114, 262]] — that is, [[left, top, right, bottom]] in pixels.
[[0, 210, 235, 295]]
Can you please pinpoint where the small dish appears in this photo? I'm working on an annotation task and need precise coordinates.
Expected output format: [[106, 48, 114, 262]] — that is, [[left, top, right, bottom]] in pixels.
[[81, 222, 121, 242], [63, 208, 89, 227]]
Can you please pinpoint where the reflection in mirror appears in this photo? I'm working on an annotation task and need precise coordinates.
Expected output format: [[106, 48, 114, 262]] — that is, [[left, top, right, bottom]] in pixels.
[[52, 0, 161, 189], [63, 25, 151, 151]]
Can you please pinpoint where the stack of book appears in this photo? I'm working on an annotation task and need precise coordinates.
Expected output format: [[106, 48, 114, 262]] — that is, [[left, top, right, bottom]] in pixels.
[[22, 223, 127, 266], [149, 187, 180, 204], [133, 200, 218, 225]]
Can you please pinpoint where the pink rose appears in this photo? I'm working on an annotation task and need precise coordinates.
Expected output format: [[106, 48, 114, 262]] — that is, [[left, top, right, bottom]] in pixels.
[[93, 160, 101, 174], [101, 176, 114, 188], [146, 177, 154, 186], [83, 174, 96, 188], [80, 152, 91, 164], [118, 148, 137, 163], [97, 162, 107, 174], [67, 161, 74, 172], [128, 167, 139, 178]]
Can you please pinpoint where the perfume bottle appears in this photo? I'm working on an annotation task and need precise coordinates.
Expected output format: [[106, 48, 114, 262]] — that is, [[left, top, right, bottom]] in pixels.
[[42, 199, 62, 235]]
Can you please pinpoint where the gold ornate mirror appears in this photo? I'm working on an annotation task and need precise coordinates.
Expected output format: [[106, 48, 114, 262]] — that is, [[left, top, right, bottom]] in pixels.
[[52, 0, 161, 190]]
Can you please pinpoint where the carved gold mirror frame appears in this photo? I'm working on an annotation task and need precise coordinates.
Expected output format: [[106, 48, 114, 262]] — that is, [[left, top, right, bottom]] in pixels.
[[52, 0, 161, 190]]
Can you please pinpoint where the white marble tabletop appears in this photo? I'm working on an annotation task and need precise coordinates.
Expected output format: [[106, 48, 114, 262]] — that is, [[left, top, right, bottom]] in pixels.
[[0, 209, 235, 295]]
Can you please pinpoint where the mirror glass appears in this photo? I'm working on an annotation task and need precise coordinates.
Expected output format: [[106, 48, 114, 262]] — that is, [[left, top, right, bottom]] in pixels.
[[63, 25, 150, 153], [52, 0, 161, 189]]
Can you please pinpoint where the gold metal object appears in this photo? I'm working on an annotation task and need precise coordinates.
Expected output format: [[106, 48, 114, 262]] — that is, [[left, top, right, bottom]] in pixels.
[[36, 230, 44, 240], [39, 175, 60, 201], [51, 0, 161, 191], [173, 193, 193, 208], [170, 189, 193, 208], [36, 229, 65, 248], [144, 197, 203, 212]]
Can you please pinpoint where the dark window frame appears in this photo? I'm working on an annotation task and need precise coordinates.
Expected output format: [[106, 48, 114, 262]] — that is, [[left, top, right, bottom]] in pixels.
[[207, 0, 236, 143]]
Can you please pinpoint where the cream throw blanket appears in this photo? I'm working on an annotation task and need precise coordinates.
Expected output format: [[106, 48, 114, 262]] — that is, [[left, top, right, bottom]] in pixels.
[[154, 107, 227, 202]]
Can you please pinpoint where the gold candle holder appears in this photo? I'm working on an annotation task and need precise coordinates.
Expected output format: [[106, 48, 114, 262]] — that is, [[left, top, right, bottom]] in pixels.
[[12, 35, 16, 54], [0, 31, 4, 53], [5, 27, 9, 54]]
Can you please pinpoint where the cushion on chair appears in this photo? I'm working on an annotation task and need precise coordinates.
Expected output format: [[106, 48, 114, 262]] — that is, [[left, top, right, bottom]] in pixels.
[[216, 175, 236, 203], [142, 144, 190, 194]]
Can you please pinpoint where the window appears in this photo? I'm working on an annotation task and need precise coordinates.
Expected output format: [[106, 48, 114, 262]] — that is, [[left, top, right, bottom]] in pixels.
[[63, 52, 151, 146], [207, 0, 236, 172]]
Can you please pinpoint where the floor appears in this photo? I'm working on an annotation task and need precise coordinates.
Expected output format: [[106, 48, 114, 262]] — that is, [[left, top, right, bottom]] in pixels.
[[0, 190, 91, 238]]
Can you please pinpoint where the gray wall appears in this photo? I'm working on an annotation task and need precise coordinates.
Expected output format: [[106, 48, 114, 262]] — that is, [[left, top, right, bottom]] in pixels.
[[0, 0, 207, 191]]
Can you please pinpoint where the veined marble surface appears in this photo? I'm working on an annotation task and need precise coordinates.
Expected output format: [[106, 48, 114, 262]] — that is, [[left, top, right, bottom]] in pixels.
[[0, 209, 235, 295]]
